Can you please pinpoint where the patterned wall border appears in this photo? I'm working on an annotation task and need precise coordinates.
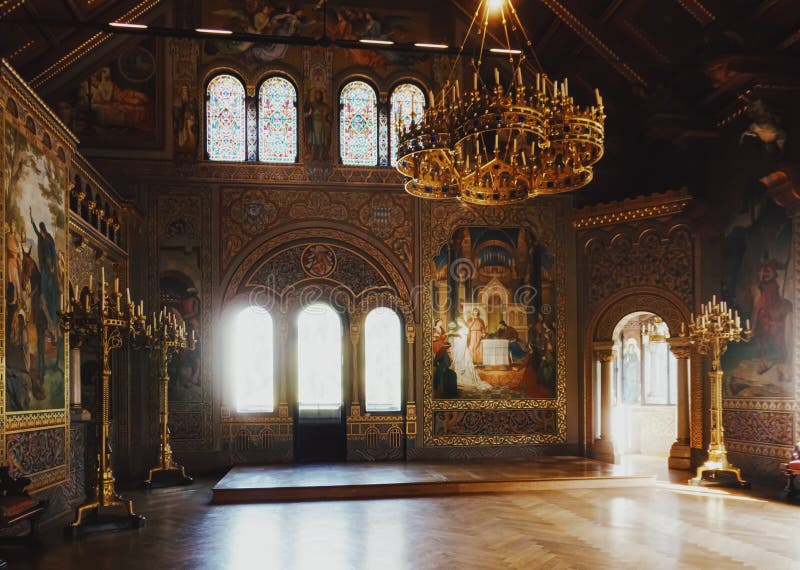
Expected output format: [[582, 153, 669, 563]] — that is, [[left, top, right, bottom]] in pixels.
[[420, 197, 569, 447]]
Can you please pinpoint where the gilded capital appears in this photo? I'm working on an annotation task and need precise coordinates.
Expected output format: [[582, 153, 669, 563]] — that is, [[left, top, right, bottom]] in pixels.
[[668, 337, 692, 360], [595, 349, 616, 362]]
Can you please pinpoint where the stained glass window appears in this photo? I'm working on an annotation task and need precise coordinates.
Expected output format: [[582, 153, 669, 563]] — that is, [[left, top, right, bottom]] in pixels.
[[258, 76, 297, 163], [390, 83, 426, 167], [206, 74, 246, 161], [231, 307, 274, 413], [364, 308, 402, 412], [340, 80, 378, 166]]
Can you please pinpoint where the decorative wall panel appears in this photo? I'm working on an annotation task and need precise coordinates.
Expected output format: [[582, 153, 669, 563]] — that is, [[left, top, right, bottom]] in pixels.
[[584, 224, 694, 315], [221, 188, 413, 275], [420, 198, 568, 446], [723, 409, 793, 446], [1, 61, 77, 491], [150, 189, 213, 450]]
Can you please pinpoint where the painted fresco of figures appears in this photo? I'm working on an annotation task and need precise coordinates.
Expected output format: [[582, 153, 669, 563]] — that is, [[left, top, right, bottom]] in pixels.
[[303, 89, 332, 161], [173, 82, 199, 157], [722, 184, 793, 397], [52, 40, 158, 149], [431, 227, 557, 400], [161, 273, 203, 402], [4, 118, 66, 412]]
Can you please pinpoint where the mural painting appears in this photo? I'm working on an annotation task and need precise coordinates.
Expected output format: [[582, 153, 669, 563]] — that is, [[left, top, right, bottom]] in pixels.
[[161, 272, 203, 403], [53, 37, 160, 149], [721, 187, 793, 398], [202, 1, 428, 68], [4, 118, 67, 412], [431, 227, 556, 401]]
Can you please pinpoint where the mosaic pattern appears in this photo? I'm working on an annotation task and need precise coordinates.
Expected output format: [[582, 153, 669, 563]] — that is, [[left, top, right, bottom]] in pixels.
[[390, 83, 425, 166], [7, 427, 66, 478], [258, 77, 297, 163], [723, 409, 793, 445], [206, 74, 246, 161], [340, 81, 377, 166], [433, 409, 558, 437]]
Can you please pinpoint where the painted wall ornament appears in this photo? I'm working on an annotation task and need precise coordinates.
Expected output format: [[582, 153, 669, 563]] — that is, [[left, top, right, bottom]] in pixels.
[[301, 244, 336, 277]]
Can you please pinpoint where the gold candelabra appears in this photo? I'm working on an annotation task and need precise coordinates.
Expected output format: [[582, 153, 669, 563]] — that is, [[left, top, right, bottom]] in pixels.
[[137, 308, 196, 488], [59, 268, 148, 534], [684, 295, 752, 487]]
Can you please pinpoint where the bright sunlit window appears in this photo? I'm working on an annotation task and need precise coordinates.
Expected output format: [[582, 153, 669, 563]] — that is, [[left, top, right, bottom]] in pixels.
[[297, 303, 342, 417], [364, 308, 402, 412], [231, 306, 274, 413]]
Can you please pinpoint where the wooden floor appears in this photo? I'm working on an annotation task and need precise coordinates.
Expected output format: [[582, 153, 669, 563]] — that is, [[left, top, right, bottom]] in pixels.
[[212, 457, 655, 503], [11, 463, 800, 569]]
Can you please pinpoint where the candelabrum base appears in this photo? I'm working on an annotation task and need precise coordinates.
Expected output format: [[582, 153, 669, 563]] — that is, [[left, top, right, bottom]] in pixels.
[[65, 497, 146, 538], [689, 462, 750, 488], [144, 464, 194, 489]]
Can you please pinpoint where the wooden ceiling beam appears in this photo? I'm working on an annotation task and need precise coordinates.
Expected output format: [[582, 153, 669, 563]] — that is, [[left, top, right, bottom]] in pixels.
[[538, 0, 648, 87], [675, 0, 715, 27]]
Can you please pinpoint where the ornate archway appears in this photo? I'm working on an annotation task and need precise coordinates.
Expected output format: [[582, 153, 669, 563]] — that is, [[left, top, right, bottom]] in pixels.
[[584, 286, 700, 468]]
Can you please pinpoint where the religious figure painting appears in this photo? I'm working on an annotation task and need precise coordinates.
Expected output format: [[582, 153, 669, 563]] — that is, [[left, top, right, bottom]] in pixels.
[[431, 227, 557, 400], [52, 38, 160, 149], [4, 118, 67, 412], [721, 185, 793, 398], [161, 272, 203, 403], [202, 1, 428, 68]]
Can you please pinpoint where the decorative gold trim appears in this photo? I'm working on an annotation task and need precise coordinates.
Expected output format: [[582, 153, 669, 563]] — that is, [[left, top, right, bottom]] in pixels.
[[573, 188, 692, 229]]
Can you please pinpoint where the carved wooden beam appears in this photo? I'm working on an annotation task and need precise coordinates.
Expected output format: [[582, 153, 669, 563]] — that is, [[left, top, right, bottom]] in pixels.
[[538, 0, 648, 87], [675, 0, 715, 26]]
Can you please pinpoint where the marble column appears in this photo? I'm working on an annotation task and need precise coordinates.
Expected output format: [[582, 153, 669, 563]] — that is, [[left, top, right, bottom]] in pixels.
[[593, 342, 617, 464], [668, 338, 692, 469]]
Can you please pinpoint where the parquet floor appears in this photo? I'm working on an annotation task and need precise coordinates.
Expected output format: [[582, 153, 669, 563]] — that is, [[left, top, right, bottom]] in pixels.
[[12, 471, 800, 570]]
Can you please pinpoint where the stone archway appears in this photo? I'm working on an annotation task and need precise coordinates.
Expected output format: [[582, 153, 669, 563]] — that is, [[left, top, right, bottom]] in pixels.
[[584, 287, 699, 468]]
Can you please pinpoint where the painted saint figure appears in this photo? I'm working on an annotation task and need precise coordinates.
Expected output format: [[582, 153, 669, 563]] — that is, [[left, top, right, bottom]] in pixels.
[[304, 89, 331, 161], [752, 255, 792, 372], [30, 207, 60, 335], [466, 308, 486, 365]]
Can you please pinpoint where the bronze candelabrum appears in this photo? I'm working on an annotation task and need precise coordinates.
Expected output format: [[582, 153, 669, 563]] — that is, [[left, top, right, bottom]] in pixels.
[[685, 295, 752, 487], [139, 308, 196, 488], [59, 268, 148, 534]]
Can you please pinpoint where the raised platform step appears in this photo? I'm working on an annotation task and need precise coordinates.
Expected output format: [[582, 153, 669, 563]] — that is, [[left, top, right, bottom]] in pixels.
[[211, 456, 655, 504]]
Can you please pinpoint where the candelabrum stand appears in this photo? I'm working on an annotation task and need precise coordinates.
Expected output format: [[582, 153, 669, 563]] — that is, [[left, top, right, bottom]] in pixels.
[[138, 309, 196, 488], [59, 269, 148, 535], [684, 296, 752, 488]]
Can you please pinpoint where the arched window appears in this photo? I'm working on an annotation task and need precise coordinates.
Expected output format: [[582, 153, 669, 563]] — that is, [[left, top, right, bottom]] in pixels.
[[390, 83, 426, 167], [297, 304, 342, 418], [364, 307, 402, 412], [231, 306, 274, 413], [258, 76, 297, 163], [206, 74, 246, 161], [340, 80, 378, 166]]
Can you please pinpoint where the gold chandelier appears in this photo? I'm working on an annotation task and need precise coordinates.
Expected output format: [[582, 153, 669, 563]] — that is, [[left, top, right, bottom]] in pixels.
[[396, 0, 605, 205]]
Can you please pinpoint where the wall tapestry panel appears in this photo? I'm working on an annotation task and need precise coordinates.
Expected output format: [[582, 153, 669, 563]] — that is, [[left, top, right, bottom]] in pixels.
[[420, 198, 568, 446]]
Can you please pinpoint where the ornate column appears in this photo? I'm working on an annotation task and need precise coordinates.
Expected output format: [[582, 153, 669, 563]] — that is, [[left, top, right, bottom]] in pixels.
[[593, 341, 616, 464], [350, 322, 361, 415], [69, 346, 82, 410], [668, 337, 692, 469]]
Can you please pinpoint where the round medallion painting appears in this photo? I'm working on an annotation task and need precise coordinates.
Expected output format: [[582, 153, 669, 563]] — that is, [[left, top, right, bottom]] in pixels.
[[301, 244, 336, 277]]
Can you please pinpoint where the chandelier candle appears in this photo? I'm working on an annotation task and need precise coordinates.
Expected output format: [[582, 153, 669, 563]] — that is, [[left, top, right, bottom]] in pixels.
[[395, 0, 605, 205]]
